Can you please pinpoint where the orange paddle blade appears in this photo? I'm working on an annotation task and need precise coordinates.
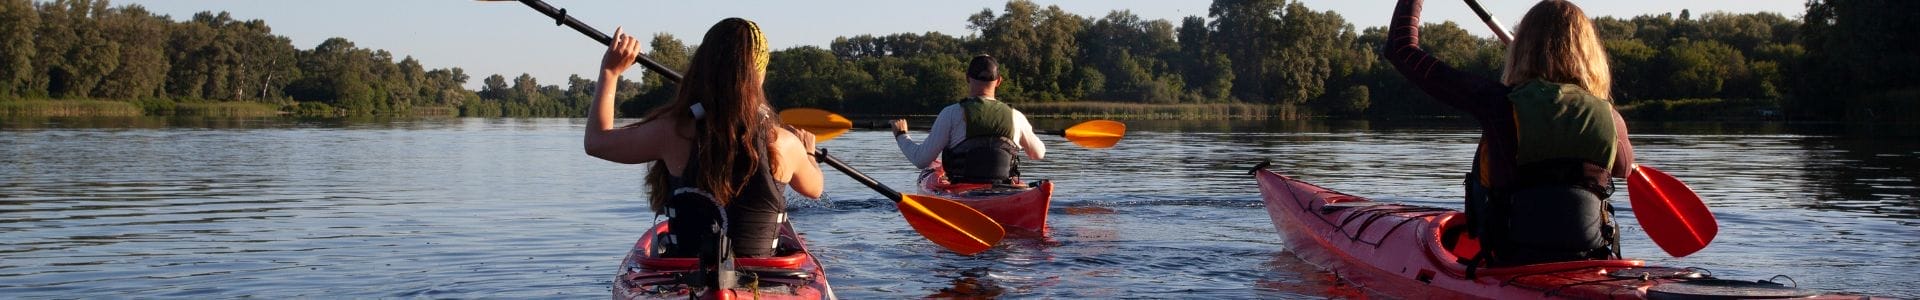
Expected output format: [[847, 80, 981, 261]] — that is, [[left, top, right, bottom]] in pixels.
[[806, 128, 850, 142], [897, 194, 1005, 255], [1627, 165, 1718, 257], [778, 108, 854, 143], [1063, 120, 1126, 149]]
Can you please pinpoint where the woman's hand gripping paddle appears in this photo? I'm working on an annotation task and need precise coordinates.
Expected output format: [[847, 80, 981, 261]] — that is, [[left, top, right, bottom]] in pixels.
[[1464, 0, 1716, 257]]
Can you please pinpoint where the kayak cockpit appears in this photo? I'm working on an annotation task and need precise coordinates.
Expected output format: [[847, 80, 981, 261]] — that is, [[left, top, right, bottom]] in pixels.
[[1424, 210, 1648, 278], [615, 222, 827, 299]]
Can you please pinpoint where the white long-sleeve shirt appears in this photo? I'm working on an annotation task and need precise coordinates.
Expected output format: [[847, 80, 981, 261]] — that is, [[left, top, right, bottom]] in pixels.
[[894, 100, 1045, 170]]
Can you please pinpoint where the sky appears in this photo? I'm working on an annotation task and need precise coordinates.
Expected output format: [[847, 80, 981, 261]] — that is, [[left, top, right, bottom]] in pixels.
[[105, 0, 1809, 89]]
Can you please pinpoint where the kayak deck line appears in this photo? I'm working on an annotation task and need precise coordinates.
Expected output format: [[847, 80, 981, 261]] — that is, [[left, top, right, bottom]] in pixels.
[[1251, 166, 1875, 299]]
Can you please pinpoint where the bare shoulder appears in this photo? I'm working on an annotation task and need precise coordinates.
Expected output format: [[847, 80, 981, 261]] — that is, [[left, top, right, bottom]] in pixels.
[[769, 126, 803, 149]]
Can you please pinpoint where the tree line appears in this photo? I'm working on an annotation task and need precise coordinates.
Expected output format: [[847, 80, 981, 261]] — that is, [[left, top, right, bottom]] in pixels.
[[2, 0, 1912, 122]]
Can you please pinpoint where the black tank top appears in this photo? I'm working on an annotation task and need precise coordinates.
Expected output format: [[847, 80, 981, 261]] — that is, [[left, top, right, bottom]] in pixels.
[[663, 129, 787, 258]]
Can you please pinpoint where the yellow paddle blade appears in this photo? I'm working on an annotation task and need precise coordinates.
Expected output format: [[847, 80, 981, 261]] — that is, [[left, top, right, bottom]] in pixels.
[[779, 108, 853, 129], [897, 194, 1005, 255], [1063, 120, 1126, 149], [805, 128, 850, 142], [778, 108, 855, 143]]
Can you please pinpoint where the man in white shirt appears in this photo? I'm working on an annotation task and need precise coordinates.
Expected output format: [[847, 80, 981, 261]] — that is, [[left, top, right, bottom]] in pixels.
[[891, 55, 1045, 185]]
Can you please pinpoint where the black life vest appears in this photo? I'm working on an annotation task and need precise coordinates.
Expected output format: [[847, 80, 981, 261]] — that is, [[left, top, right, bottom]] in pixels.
[[941, 97, 1021, 184], [659, 126, 788, 259]]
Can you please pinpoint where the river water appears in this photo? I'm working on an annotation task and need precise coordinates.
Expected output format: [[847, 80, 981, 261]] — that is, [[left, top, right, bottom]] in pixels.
[[2, 117, 1914, 298]]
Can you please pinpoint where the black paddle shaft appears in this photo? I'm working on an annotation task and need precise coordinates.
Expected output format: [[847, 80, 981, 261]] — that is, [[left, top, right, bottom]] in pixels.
[[814, 149, 905, 201], [511, 0, 685, 82]]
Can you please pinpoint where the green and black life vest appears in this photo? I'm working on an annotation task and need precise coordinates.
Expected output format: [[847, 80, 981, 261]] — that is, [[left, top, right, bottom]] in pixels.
[[1509, 79, 1617, 196], [1464, 80, 1623, 268], [942, 97, 1021, 184]]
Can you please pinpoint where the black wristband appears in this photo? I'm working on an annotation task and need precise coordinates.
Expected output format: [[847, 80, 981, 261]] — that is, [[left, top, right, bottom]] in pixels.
[[894, 130, 907, 137]]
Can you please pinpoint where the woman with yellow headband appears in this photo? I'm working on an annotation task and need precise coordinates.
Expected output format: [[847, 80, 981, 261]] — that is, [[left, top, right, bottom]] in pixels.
[[584, 18, 823, 258]]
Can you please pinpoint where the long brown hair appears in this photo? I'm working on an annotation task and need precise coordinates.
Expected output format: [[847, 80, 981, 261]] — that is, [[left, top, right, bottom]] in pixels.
[[1501, 0, 1612, 99], [639, 18, 774, 212]]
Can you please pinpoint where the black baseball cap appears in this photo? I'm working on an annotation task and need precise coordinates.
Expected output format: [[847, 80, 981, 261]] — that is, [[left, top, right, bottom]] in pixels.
[[966, 55, 998, 81]]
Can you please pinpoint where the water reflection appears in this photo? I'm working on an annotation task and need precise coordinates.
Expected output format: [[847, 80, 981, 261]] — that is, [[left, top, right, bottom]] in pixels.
[[0, 117, 1913, 298], [1794, 136, 1919, 220]]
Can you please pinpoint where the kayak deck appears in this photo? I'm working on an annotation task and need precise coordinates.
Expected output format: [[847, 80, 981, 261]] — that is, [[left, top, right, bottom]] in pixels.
[[918, 164, 1054, 236], [1252, 167, 1871, 299], [614, 222, 829, 300]]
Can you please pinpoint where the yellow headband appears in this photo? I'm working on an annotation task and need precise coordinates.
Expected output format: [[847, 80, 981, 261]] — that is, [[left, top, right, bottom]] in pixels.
[[744, 19, 769, 74]]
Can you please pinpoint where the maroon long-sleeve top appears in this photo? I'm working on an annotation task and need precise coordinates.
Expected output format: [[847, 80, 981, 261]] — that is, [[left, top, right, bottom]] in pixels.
[[1385, 0, 1634, 189]]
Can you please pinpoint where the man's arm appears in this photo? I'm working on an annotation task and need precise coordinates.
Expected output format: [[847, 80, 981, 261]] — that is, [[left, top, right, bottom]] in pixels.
[[896, 106, 962, 169], [1011, 109, 1045, 160]]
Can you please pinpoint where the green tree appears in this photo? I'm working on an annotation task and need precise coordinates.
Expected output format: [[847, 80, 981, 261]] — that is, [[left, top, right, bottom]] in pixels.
[[1175, 16, 1231, 103], [1271, 3, 1351, 105], [1079, 10, 1180, 103], [967, 0, 1084, 101], [0, 0, 37, 98], [1801, 0, 1920, 121], [767, 46, 855, 109], [623, 33, 690, 116], [1604, 39, 1658, 103], [1207, 0, 1285, 102], [92, 4, 171, 100], [1663, 40, 1745, 98]]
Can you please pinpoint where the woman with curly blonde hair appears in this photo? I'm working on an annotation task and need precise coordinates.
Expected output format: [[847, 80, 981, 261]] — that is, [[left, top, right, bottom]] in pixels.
[[1387, 0, 1636, 266]]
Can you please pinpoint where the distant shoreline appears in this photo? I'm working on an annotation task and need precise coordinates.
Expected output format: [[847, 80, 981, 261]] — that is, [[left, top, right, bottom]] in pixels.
[[0, 98, 1831, 123]]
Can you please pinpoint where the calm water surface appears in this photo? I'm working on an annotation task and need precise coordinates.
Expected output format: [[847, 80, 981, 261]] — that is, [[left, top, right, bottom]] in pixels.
[[2, 117, 1914, 298]]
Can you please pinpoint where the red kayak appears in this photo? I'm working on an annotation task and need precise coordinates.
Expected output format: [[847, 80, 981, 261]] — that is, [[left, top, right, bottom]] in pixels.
[[1251, 165, 1870, 299], [918, 163, 1054, 236], [613, 222, 832, 300]]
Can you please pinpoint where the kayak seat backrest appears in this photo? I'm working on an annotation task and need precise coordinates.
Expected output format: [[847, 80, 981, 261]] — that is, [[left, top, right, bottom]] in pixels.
[[640, 249, 810, 270], [639, 223, 810, 270], [772, 234, 804, 257], [1436, 212, 1481, 261]]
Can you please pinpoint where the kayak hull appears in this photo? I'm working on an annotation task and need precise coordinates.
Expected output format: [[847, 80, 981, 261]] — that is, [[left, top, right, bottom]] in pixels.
[[613, 222, 830, 300], [1252, 167, 1866, 299], [918, 163, 1053, 236]]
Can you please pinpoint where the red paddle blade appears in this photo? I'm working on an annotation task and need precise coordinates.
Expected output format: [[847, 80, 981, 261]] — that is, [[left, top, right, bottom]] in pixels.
[[1628, 165, 1719, 257], [897, 194, 1005, 255]]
